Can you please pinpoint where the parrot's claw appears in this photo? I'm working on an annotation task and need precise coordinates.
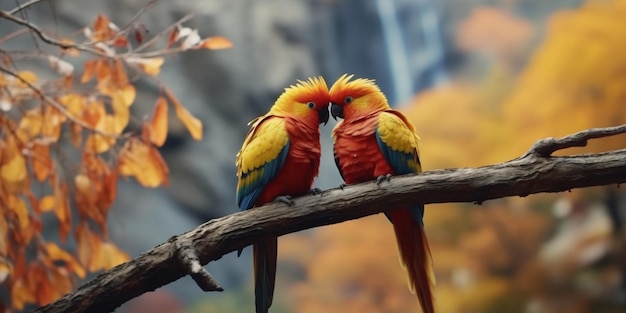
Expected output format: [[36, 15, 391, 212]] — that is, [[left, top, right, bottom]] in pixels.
[[309, 188, 323, 195], [338, 183, 347, 190], [376, 174, 392, 185], [274, 195, 294, 206]]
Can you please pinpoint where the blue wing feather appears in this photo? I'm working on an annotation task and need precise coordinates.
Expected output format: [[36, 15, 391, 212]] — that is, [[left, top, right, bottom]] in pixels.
[[375, 127, 424, 225], [237, 141, 290, 211]]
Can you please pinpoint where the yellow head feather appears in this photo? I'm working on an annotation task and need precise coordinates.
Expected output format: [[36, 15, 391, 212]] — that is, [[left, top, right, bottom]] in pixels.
[[329, 74, 390, 119], [269, 76, 329, 119]]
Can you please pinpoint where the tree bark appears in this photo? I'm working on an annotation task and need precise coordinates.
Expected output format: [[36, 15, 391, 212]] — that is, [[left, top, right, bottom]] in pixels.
[[32, 125, 626, 313]]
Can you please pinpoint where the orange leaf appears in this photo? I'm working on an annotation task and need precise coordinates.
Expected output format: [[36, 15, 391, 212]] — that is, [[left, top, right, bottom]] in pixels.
[[30, 140, 52, 181], [93, 15, 110, 34], [164, 88, 203, 140], [43, 242, 86, 279], [0, 215, 7, 255], [198, 36, 233, 50], [82, 99, 105, 127], [11, 277, 36, 310], [81, 59, 96, 83], [150, 97, 168, 146], [118, 138, 169, 187], [53, 180, 71, 242], [111, 59, 129, 85], [95, 59, 112, 83], [166, 27, 180, 48], [75, 223, 101, 269]]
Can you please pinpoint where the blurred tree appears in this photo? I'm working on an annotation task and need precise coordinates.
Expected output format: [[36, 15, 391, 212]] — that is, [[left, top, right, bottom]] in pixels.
[[0, 2, 230, 310]]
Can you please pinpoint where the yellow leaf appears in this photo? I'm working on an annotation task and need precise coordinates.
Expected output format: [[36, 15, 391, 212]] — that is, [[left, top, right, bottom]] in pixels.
[[8, 195, 29, 229], [85, 133, 112, 153], [16, 71, 38, 86], [198, 36, 233, 50], [127, 57, 164, 77], [118, 138, 169, 187], [58, 93, 85, 118], [92, 242, 130, 271], [17, 109, 43, 141], [43, 243, 86, 279], [165, 88, 203, 140], [41, 106, 65, 142], [150, 97, 168, 146], [1, 150, 26, 184], [39, 195, 56, 212]]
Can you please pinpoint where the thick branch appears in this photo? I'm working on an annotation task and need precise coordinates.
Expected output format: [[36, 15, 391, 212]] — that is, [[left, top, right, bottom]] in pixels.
[[32, 126, 626, 313]]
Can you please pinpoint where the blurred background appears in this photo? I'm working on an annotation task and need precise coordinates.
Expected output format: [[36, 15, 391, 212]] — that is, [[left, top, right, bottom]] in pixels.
[[4, 0, 626, 312]]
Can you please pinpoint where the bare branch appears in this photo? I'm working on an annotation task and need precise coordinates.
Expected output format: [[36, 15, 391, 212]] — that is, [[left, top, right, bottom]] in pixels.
[[8, 0, 49, 15], [31, 125, 626, 313], [174, 239, 223, 292], [524, 124, 626, 157]]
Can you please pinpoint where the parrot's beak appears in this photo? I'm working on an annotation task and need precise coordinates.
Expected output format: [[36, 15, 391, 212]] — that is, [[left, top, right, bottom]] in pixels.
[[319, 105, 330, 126], [330, 103, 344, 120]]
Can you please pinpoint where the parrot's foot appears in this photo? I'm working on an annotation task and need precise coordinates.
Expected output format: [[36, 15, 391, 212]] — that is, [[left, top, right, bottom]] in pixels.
[[338, 183, 347, 190], [309, 188, 323, 195], [376, 174, 392, 185], [274, 195, 294, 206]]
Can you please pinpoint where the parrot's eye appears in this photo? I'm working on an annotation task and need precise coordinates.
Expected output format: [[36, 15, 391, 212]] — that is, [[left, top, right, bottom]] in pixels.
[[344, 96, 353, 104], [306, 102, 315, 109]]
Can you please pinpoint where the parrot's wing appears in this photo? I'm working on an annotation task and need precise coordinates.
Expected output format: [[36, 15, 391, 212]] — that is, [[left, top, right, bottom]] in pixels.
[[375, 110, 421, 175], [375, 110, 424, 222], [236, 116, 290, 210]]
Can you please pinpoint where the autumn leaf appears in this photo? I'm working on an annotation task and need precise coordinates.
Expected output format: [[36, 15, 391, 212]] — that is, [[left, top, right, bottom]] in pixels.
[[39, 196, 56, 212], [150, 97, 168, 146], [1, 137, 27, 184], [164, 88, 203, 140], [16, 109, 43, 142], [118, 138, 169, 187], [197, 36, 233, 50], [11, 277, 35, 310], [30, 140, 52, 181], [43, 242, 86, 279], [91, 242, 130, 271], [126, 57, 165, 77], [16, 71, 38, 86], [52, 179, 71, 242]]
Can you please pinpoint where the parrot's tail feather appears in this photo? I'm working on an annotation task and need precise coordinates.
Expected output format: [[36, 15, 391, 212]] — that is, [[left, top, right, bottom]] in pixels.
[[389, 208, 436, 313], [253, 237, 278, 313]]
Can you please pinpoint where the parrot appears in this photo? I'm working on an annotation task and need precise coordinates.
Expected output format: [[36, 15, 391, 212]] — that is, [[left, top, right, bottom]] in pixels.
[[235, 76, 330, 313], [329, 74, 435, 313]]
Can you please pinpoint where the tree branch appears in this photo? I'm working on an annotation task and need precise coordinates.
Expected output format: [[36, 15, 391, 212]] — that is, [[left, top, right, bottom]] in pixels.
[[32, 125, 626, 313]]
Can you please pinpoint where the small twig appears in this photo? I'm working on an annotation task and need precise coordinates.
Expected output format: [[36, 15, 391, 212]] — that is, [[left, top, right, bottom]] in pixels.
[[524, 124, 626, 157], [131, 13, 194, 53], [174, 239, 223, 292], [8, 0, 48, 15]]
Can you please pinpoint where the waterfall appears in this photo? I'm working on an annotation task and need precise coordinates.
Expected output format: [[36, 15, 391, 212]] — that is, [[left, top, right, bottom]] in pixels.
[[375, 0, 448, 106]]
